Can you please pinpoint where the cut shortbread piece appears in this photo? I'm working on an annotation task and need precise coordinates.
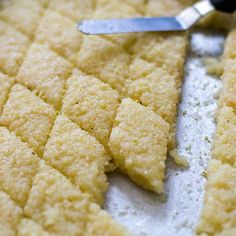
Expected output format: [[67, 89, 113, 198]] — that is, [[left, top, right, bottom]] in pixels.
[[0, 84, 56, 157], [17, 43, 73, 109], [0, 191, 23, 236], [36, 11, 83, 64], [44, 115, 109, 205], [0, 20, 29, 76], [213, 106, 236, 167], [48, 0, 94, 21], [77, 36, 130, 94], [17, 218, 53, 236], [196, 160, 236, 235], [126, 58, 179, 125], [24, 162, 128, 236], [108, 98, 169, 193], [0, 0, 44, 38], [62, 69, 119, 148], [0, 126, 39, 207], [24, 162, 90, 236], [0, 72, 14, 113]]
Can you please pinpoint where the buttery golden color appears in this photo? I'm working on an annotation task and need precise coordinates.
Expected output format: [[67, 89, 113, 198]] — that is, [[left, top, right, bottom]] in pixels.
[[197, 29, 236, 235], [0, 0, 192, 235]]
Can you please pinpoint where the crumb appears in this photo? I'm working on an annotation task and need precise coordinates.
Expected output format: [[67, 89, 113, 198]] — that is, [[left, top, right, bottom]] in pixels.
[[169, 149, 189, 168], [202, 57, 223, 77]]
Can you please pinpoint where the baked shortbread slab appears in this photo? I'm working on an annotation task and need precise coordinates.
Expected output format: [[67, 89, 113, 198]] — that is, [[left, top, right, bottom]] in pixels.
[[0, 0, 194, 234], [196, 160, 236, 235], [198, 29, 236, 235]]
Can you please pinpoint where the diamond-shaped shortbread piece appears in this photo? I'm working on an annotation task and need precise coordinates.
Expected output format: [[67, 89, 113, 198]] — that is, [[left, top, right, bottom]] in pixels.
[[24, 162, 90, 236], [0, 84, 56, 157], [0, 191, 23, 236], [213, 107, 236, 167], [48, 0, 94, 21], [197, 160, 236, 235], [126, 58, 178, 125], [36, 11, 83, 64], [17, 219, 53, 236], [0, 20, 29, 76], [0, 0, 44, 38], [17, 43, 73, 109], [44, 115, 109, 205], [62, 69, 119, 148], [77, 36, 130, 94], [0, 72, 14, 113], [0, 126, 39, 207], [108, 98, 169, 193]]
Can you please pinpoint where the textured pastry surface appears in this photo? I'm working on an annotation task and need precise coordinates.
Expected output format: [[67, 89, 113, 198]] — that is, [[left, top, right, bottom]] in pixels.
[[0, 0, 191, 235], [109, 98, 169, 193], [197, 29, 236, 235], [197, 160, 236, 236]]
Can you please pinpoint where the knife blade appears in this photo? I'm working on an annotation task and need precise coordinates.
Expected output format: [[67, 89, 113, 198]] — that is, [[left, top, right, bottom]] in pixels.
[[77, 0, 214, 35]]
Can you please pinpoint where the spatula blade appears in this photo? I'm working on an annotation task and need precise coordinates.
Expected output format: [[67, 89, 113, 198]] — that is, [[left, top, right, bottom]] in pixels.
[[77, 17, 185, 35]]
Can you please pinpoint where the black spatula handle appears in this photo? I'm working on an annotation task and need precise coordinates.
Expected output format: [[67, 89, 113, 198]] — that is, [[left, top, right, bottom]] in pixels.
[[210, 0, 236, 13]]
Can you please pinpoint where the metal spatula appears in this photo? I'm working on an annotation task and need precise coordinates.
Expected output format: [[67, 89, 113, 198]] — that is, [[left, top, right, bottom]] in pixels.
[[78, 0, 236, 35]]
